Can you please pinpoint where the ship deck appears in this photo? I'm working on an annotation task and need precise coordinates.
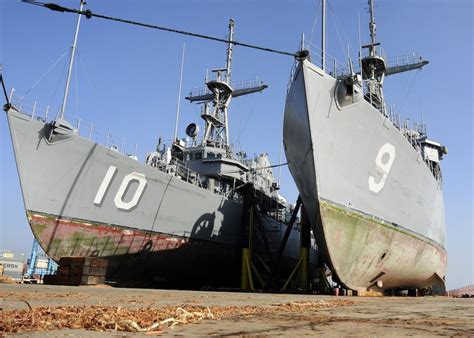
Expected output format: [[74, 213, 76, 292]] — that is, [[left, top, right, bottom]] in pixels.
[[1, 283, 472, 336]]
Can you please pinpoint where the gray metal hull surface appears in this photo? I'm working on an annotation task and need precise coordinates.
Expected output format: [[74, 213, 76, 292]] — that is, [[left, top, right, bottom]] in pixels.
[[6, 107, 305, 286], [283, 60, 447, 291]]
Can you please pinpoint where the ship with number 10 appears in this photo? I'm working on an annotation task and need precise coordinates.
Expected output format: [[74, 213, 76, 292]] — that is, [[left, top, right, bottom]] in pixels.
[[4, 7, 310, 287]]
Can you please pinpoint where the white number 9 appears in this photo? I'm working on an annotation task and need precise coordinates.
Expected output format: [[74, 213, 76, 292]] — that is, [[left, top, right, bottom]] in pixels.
[[368, 143, 396, 193]]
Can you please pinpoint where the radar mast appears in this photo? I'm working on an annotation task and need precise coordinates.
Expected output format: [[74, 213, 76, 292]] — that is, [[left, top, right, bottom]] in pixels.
[[361, 0, 430, 115], [186, 19, 267, 154]]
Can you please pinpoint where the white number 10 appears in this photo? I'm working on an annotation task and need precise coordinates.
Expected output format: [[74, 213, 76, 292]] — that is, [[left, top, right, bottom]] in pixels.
[[94, 165, 147, 210], [368, 143, 396, 193]]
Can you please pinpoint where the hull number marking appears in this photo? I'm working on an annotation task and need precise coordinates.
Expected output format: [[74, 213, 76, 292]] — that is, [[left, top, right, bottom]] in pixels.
[[368, 143, 396, 193], [94, 165, 147, 210]]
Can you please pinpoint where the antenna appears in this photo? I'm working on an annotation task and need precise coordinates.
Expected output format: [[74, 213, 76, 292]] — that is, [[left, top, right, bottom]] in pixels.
[[59, 0, 85, 120], [225, 19, 235, 85], [368, 0, 377, 56], [420, 97, 425, 135], [358, 12, 364, 96], [223, 18, 235, 146], [321, 0, 326, 71], [173, 43, 186, 143]]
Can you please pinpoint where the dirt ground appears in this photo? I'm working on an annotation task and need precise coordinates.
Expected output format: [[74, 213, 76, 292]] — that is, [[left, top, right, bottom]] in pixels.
[[1, 284, 473, 336]]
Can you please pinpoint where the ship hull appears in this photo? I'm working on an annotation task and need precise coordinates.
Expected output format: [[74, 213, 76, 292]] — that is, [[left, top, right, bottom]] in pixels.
[[6, 107, 306, 287], [283, 60, 447, 291], [28, 210, 242, 287]]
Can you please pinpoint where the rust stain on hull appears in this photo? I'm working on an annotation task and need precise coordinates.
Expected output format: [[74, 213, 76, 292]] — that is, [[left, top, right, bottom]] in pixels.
[[28, 211, 189, 261]]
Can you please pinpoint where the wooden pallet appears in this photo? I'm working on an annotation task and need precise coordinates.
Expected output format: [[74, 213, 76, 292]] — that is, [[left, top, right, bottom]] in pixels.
[[44, 257, 108, 286]]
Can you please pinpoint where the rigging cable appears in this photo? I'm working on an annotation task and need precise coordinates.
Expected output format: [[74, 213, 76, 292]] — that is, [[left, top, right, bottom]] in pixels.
[[398, 70, 419, 113], [237, 103, 256, 144], [77, 50, 97, 100], [328, 2, 350, 63], [309, 0, 322, 44], [329, 9, 346, 63], [49, 51, 70, 118], [21, 49, 69, 99], [22, 0, 306, 59], [327, 0, 354, 54]]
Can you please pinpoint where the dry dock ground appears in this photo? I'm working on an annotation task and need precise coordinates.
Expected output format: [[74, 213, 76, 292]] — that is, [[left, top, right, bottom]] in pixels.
[[1, 284, 473, 336]]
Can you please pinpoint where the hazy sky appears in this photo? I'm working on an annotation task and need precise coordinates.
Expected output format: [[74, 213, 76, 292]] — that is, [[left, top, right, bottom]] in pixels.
[[0, 0, 472, 290]]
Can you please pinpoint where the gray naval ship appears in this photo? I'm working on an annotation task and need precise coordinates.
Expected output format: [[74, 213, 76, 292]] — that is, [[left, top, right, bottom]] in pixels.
[[4, 11, 314, 287], [284, 0, 447, 291]]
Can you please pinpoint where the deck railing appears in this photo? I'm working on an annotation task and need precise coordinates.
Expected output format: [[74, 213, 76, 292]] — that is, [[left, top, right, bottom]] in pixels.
[[287, 39, 356, 92], [187, 77, 264, 98], [386, 53, 424, 69], [8, 91, 142, 158]]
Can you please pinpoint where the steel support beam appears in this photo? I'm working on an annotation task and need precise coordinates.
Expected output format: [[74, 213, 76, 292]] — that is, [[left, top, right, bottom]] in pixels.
[[264, 195, 302, 291], [282, 205, 310, 292]]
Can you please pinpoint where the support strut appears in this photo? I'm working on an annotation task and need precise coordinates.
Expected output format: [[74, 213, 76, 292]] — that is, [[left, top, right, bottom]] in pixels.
[[240, 184, 264, 291], [0, 66, 10, 106], [264, 195, 302, 291], [281, 205, 310, 292]]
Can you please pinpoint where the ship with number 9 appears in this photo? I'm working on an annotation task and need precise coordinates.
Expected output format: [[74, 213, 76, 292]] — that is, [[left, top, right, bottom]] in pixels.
[[283, 0, 447, 291]]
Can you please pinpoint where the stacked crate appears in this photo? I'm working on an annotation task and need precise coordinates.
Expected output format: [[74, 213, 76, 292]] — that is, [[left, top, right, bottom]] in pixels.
[[44, 257, 108, 286]]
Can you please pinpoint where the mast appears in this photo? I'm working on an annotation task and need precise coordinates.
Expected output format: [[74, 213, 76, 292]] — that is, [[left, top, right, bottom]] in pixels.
[[360, 0, 385, 113], [59, 0, 85, 120], [358, 12, 364, 97], [361, 0, 428, 115], [173, 43, 186, 142], [185, 19, 267, 154], [321, 0, 326, 71], [368, 0, 377, 56], [225, 19, 235, 85], [223, 19, 235, 146]]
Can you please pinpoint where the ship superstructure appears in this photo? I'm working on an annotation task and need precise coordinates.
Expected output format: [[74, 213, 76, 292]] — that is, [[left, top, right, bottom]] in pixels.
[[283, 0, 447, 291]]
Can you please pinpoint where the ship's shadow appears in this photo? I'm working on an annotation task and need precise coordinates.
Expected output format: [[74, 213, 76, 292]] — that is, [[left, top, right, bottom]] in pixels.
[[190, 212, 216, 240], [105, 225, 240, 289], [105, 199, 242, 289]]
